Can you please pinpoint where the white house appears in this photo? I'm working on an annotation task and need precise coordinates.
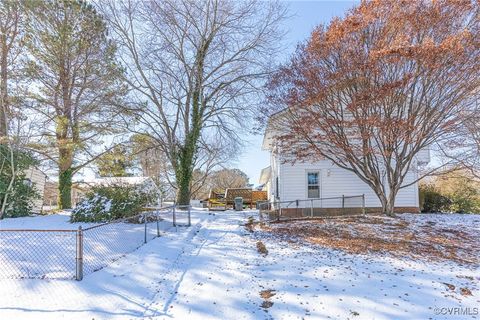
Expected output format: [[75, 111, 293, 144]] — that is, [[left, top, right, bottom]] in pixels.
[[260, 116, 430, 216]]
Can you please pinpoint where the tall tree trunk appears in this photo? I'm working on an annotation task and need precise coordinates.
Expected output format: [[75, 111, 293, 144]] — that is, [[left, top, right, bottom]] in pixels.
[[176, 169, 191, 205], [175, 110, 202, 205], [378, 187, 397, 217], [56, 113, 74, 209], [381, 198, 396, 217], [175, 142, 196, 205], [0, 31, 12, 219], [0, 32, 8, 139], [58, 167, 73, 209]]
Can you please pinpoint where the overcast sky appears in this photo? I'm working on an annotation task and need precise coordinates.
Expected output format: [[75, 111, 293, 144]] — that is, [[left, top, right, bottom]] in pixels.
[[237, 0, 357, 185]]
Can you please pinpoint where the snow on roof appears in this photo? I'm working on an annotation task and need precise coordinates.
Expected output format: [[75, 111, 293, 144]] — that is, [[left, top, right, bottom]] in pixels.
[[78, 176, 157, 188], [93, 176, 150, 184]]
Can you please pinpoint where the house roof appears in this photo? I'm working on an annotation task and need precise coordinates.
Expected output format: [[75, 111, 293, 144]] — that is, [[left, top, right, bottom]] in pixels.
[[75, 176, 159, 191], [88, 176, 153, 185]]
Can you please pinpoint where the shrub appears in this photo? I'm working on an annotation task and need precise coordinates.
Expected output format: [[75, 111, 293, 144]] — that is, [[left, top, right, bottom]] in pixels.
[[71, 183, 156, 222], [4, 177, 41, 218], [419, 183, 452, 213], [0, 145, 40, 219], [419, 172, 480, 214]]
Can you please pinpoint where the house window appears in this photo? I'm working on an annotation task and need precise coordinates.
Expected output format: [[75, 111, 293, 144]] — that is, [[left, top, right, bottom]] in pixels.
[[275, 177, 279, 199], [307, 172, 320, 198]]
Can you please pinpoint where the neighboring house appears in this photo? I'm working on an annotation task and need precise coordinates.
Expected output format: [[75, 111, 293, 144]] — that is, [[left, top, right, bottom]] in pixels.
[[43, 181, 58, 207], [44, 181, 81, 207], [24, 166, 47, 213], [261, 116, 430, 215], [258, 166, 271, 194]]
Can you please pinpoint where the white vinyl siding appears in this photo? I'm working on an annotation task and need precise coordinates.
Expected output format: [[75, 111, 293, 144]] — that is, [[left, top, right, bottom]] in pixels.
[[275, 159, 419, 209], [268, 149, 281, 201]]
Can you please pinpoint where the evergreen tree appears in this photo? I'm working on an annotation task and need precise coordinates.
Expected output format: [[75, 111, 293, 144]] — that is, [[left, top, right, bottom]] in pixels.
[[0, 145, 40, 218], [95, 145, 133, 177], [26, 0, 126, 208]]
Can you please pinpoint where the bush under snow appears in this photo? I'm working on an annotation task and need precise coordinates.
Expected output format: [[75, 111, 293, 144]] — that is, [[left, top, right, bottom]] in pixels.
[[71, 184, 156, 222]]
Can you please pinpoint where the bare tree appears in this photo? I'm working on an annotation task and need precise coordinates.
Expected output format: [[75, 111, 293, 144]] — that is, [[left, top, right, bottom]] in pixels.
[[25, 0, 127, 209], [439, 97, 480, 178], [131, 132, 235, 199], [99, 0, 286, 204], [189, 137, 239, 197], [267, 0, 479, 216], [191, 167, 249, 200], [0, 1, 30, 219], [0, 0, 24, 139]]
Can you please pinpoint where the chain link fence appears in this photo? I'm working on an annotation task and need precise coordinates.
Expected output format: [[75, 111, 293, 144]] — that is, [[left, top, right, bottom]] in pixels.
[[0, 229, 77, 279], [258, 195, 365, 222], [0, 205, 191, 280]]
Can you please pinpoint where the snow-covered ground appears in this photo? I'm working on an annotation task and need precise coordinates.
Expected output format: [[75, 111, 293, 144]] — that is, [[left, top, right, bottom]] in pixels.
[[0, 210, 478, 319], [0, 210, 177, 279]]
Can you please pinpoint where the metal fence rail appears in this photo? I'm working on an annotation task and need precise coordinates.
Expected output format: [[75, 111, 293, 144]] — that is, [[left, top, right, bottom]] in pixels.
[[258, 194, 365, 222], [0, 205, 191, 281]]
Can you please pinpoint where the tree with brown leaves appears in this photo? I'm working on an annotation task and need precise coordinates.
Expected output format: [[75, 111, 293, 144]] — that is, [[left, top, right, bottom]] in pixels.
[[267, 0, 479, 216]]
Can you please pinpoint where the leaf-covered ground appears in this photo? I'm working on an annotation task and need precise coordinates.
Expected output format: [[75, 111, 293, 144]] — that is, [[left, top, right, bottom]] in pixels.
[[258, 213, 480, 265]]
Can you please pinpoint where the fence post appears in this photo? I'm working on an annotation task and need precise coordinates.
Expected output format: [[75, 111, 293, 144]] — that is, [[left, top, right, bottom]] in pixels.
[[76, 226, 83, 281], [362, 194, 366, 215], [144, 212, 147, 244], [310, 199, 313, 217], [296, 199, 299, 217], [278, 204, 281, 222], [173, 204, 176, 227], [342, 195, 345, 215], [188, 205, 191, 227]]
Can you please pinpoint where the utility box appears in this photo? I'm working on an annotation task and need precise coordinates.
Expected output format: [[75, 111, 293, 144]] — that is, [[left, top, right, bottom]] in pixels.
[[234, 197, 243, 211]]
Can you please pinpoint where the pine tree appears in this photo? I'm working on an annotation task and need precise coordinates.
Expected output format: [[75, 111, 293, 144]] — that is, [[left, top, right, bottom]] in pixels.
[[26, 0, 126, 208]]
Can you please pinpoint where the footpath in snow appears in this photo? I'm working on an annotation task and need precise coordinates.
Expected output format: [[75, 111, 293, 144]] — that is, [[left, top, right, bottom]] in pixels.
[[0, 210, 478, 319]]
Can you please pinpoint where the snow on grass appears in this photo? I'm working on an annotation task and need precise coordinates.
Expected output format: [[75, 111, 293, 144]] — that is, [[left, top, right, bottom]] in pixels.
[[0, 210, 83, 230], [0, 211, 478, 319], [0, 210, 176, 279]]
